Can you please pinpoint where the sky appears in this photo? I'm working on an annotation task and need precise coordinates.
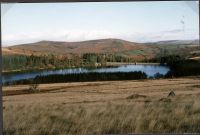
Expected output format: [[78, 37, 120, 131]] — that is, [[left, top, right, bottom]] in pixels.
[[1, 1, 199, 46]]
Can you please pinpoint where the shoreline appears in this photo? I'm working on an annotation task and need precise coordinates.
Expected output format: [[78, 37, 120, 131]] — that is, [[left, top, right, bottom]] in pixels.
[[2, 62, 162, 74], [106, 62, 161, 66]]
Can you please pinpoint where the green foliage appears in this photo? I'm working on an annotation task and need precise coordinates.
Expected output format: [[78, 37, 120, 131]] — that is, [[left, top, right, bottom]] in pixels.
[[126, 50, 146, 55], [2, 55, 27, 71], [160, 55, 185, 66], [83, 53, 98, 66], [3, 53, 136, 72], [2, 54, 83, 71]]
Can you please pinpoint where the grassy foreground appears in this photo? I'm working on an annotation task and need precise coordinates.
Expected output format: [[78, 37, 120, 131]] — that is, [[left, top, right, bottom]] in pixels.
[[3, 77, 200, 134]]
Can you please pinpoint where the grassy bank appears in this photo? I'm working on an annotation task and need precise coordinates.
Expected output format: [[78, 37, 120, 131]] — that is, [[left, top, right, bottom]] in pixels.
[[3, 77, 200, 134], [4, 93, 200, 135]]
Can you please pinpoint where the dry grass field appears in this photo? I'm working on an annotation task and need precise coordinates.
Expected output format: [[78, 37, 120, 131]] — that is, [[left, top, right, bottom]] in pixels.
[[3, 76, 200, 135]]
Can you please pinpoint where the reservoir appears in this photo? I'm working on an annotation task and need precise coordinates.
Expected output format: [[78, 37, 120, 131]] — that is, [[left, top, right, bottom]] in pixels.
[[2, 64, 170, 84]]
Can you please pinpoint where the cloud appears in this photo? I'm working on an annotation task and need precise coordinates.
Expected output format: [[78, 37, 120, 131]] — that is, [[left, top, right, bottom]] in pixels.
[[2, 28, 199, 46]]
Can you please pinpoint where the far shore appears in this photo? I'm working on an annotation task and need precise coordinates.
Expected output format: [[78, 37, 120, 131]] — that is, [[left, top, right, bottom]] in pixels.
[[2, 62, 162, 74], [106, 62, 161, 66]]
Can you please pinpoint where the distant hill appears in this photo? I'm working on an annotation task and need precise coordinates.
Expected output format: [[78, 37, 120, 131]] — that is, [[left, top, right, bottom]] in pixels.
[[2, 39, 160, 60], [2, 39, 199, 60], [147, 39, 199, 46]]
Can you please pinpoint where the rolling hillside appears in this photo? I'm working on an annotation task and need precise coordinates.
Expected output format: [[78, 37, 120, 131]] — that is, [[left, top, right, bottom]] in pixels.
[[149, 39, 199, 46], [2, 39, 157, 57], [2, 38, 199, 60]]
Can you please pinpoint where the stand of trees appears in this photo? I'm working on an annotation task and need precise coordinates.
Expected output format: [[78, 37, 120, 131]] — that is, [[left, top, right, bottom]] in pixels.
[[2, 53, 137, 72], [151, 54, 200, 77], [2, 54, 82, 71], [144, 52, 200, 78], [163, 56, 200, 77]]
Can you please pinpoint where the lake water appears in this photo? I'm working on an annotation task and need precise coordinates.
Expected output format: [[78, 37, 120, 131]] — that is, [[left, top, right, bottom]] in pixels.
[[2, 64, 170, 84]]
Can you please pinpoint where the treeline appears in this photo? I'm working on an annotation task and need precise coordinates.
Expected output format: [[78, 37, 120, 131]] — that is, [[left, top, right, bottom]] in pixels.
[[2, 55, 27, 71], [153, 55, 200, 77], [2, 54, 82, 71], [145, 52, 200, 78], [4, 71, 147, 85], [2, 53, 137, 72], [164, 56, 200, 77]]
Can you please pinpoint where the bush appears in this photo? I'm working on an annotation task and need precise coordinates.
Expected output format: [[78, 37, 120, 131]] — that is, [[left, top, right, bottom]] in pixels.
[[28, 83, 40, 93], [168, 91, 175, 97]]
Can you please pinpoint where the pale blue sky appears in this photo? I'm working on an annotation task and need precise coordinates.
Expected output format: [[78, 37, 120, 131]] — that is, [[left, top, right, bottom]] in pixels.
[[1, 1, 199, 46]]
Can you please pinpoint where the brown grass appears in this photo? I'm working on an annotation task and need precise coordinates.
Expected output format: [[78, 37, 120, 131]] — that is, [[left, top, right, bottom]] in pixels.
[[3, 76, 200, 134], [126, 94, 147, 99]]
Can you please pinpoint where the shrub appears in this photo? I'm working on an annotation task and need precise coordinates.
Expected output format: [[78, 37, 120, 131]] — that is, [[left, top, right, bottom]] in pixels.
[[28, 83, 39, 93], [168, 91, 175, 97]]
